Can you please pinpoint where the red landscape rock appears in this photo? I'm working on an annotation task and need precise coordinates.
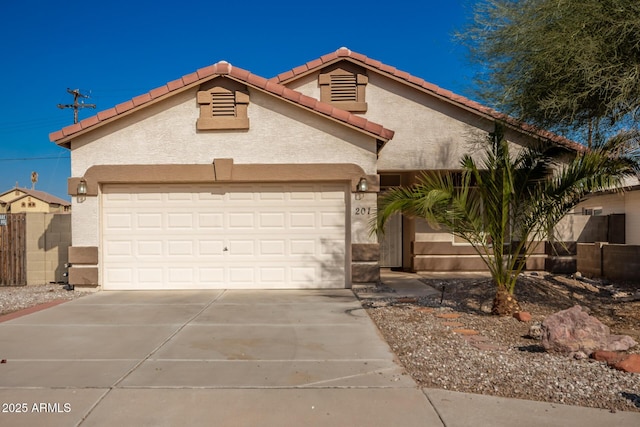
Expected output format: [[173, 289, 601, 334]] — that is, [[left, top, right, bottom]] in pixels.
[[441, 321, 465, 327], [513, 311, 532, 322], [396, 297, 417, 304], [591, 350, 627, 365], [452, 328, 480, 336], [436, 313, 461, 319], [613, 354, 640, 374]]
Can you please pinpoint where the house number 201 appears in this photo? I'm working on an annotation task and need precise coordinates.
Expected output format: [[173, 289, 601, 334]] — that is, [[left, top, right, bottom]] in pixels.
[[354, 207, 372, 215]]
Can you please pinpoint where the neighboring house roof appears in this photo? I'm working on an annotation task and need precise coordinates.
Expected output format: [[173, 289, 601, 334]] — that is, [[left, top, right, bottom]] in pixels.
[[49, 61, 394, 148], [272, 48, 585, 153], [0, 187, 70, 207]]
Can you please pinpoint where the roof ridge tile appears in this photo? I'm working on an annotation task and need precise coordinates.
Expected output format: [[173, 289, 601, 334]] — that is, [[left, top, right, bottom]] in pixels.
[[50, 57, 394, 144], [269, 48, 583, 152]]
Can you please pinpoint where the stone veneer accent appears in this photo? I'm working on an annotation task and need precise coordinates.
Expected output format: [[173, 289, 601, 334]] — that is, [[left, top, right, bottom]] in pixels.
[[351, 243, 380, 283], [68, 246, 99, 288]]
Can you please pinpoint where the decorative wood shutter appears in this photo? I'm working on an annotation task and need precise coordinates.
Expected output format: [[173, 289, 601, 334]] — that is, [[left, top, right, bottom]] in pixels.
[[319, 68, 367, 112], [197, 85, 250, 130]]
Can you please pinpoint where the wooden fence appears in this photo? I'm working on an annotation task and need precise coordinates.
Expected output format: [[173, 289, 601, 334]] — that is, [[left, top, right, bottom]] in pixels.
[[0, 213, 26, 286]]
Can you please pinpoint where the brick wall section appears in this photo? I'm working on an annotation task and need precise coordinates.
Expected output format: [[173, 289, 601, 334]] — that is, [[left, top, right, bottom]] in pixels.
[[577, 243, 640, 282], [576, 243, 604, 277], [602, 245, 640, 282]]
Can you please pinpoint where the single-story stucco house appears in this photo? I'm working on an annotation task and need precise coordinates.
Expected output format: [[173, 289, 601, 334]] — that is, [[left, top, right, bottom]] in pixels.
[[49, 48, 584, 290]]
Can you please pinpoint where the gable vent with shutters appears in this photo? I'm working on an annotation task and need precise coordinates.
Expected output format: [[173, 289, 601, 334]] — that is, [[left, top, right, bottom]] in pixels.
[[330, 74, 357, 102], [197, 84, 250, 130], [211, 91, 236, 117], [319, 68, 368, 112]]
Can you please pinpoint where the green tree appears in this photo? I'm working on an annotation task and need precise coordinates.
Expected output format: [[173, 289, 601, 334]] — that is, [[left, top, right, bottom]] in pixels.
[[462, 0, 640, 146], [376, 125, 639, 316]]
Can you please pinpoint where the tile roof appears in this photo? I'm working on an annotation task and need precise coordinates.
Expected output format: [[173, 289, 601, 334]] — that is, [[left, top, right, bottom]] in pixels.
[[272, 48, 585, 152], [49, 61, 394, 146], [1, 187, 70, 206]]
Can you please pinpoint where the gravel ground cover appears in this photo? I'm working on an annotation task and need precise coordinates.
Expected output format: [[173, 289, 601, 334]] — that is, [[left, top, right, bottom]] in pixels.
[[0, 284, 86, 316], [357, 274, 640, 413]]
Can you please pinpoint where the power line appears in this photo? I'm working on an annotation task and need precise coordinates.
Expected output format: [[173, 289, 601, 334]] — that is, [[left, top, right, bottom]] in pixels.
[[0, 155, 70, 162]]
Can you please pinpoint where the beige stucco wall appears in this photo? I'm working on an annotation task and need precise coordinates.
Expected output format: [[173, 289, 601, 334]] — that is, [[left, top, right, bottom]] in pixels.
[[290, 70, 555, 172], [0, 190, 25, 203], [25, 213, 71, 285], [366, 75, 491, 171], [70, 88, 377, 176], [69, 86, 379, 249], [10, 198, 51, 213], [574, 193, 626, 216]]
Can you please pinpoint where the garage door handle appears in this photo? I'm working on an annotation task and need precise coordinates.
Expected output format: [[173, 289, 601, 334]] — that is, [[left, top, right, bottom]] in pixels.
[[223, 247, 228, 252]]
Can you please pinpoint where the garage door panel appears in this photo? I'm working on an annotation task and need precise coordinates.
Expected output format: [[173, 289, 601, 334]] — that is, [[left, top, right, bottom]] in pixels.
[[321, 211, 345, 227], [137, 213, 162, 229], [102, 183, 347, 290], [136, 191, 162, 201], [166, 213, 192, 229], [228, 213, 255, 228], [105, 213, 132, 229], [199, 268, 224, 284], [290, 240, 316, 255], [290, 212, 316, 228], [169, 268, 194, 283], [228, 240, 254, 255], [260, 240, 285, 255], [137, 240, 162, 256], [106, 268, 132, 284], [199, 240, 225, 255], [198, 213, 224, 228], [167, 241, 194, 256], [105, 240, 134, 257], [321, 239, 345, 255], [259, 212, 285, 228], [138, 268, 163, 284]]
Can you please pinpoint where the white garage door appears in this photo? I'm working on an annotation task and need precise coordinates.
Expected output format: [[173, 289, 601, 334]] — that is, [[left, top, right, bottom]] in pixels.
[[101, 183, 347, 290]]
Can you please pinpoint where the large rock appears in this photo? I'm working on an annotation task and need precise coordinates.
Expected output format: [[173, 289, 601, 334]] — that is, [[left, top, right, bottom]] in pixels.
[[541, 305, 637, 356]]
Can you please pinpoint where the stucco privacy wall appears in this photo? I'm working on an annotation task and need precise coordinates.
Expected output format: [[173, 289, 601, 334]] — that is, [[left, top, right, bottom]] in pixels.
[[575, 191, 640, 244], [25, 213, 71, 285], [69, 85, 379, 252]]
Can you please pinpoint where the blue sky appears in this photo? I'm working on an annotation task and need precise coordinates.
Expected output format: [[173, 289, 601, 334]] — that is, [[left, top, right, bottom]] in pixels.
[[0, 0, 475, 200]]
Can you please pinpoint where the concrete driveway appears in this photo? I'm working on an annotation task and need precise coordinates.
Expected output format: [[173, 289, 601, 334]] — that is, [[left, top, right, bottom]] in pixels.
[[0, 290, 440, 426]]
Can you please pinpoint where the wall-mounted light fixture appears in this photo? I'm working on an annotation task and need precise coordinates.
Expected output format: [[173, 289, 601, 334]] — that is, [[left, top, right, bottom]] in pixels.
[[77, 179, 87, 203], [77, 179, 87, 195], [357, 177, 368, 192]]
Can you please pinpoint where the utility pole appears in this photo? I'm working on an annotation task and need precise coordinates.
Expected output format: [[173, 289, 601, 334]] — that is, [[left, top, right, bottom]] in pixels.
[[57, 88, 96, 124]]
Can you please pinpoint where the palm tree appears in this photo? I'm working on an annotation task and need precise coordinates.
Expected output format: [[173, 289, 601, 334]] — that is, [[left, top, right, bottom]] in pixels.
[[376, 124, 639, 316]]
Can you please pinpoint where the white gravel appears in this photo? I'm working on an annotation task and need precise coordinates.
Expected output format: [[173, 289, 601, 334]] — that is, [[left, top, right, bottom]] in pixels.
[[0, 284, 86, 316], [363, 298, 640, 413]]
